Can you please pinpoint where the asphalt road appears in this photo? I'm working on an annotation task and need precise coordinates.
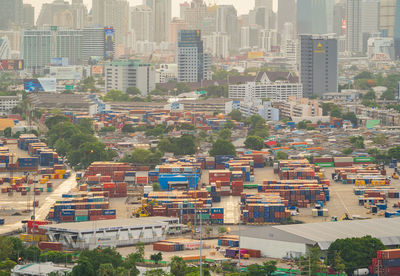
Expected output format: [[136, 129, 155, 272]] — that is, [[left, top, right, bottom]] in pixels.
[[0, 171, 77, 235]]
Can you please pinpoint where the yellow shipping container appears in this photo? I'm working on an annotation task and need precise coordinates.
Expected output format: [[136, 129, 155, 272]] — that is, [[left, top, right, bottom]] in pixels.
[[50, 174, 55, 179], [55, 170, 66, 175], [20, 234, 47, 242], [40, 179, 46, 184], [59, 174, 63, 179]]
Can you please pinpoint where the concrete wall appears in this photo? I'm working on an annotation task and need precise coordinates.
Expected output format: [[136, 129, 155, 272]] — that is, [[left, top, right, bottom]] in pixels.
[[241, 237, 307, 259]]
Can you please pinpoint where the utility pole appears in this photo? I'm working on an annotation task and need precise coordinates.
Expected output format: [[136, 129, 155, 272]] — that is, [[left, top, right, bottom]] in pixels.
[[32, 174, 36, 245], [199, 209, 203, 276], [238, 203, 241, 273]]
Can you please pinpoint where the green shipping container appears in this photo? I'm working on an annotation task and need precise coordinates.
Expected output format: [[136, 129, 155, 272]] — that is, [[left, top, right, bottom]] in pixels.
[[197, 214, 210, 220], [244, 184, 258, 189], [74, 216, 89, 222], [354, 157, 374, 163], [315, 162, 335, 168], [47, 188, 52, 192]]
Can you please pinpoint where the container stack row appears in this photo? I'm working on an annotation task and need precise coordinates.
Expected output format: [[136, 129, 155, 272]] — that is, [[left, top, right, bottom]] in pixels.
[[48, 192, 116, 222], [371, 249, 400, 275], [153, 239, 202, 252], [240, 193, 290, 223]]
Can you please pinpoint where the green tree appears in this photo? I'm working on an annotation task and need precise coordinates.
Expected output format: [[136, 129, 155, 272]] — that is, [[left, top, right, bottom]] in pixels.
[[121, 149, 162, 167], [223, 120, 236, 129], [157, 138, 178, 153], [0, 258, 16, 276], [373, 134, 387, 145], [330, 107, 342, 118], [342, 148, 353, 155], [170, 256, 187, 276], [297, 247, 323, 276], [79, 248, 123, 272], [354, 71, 374, 80], [150, 252, 162, 264], [275, 151, 288, 160], [126, 87, 142, 96], [246, 260, 277, 276], [297, 120, 311, 129], [244, 136, 264, 150], [349, 136, 365, 149], [362, 90, 376, 100], [97, 263, 116, 276], [204, 85, 228, 97], [229, 110, 242, 121], [72, 257, 95, 276], [122, 253, 140, 276], [218, 128, 232, 140], [174, 83, 191, 93], [152, 182, 161, 191], [3, 127, 11, 138], [342, 112, 358, 127], [100, 126, 116, 133], [144, 269, 167, 276], [135, 242, 145, 262], [103, 90, 131, 102], [209, 138, 236, 157], [45, 115, 69, 129], [327, 236, 385, 275], [23, 245, 41, 262], [217, 226, 227, 234]]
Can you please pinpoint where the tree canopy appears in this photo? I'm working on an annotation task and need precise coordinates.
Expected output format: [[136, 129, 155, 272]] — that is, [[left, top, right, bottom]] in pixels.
[[327, 236, 385, 275], [121, 149, 162, 168], [209, 138, 236, 157], [244, 136, 264, 150]]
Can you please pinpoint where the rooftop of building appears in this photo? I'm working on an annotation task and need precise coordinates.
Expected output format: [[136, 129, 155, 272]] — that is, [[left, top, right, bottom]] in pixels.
[[12, 262, 72, 275], [241, 217, 400, 250], [39, 217, 178, 232]]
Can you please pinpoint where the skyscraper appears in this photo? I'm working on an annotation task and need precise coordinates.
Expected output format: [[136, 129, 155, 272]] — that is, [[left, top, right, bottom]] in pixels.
[[0, 0, 23, 30], [23, 4, 35, 28], [82, 27, 107, 64], [177, 30, 210, 83], [380, 0, 400, 58], [333, 2, 346, 35], [22, 27, 83, 72], [277, 0, 296, 34], [361, 0, 380, 52], [169, 18, 188, 45], [255, 0, 273, 11], [130, 5, 152, 42], [300, 35, 338, 97], [92, 0, 129, 44], [145, 0, 172, 43], [346, 0, 362, 53], [297, 0, 327, 34], [216, 5, 240, 50]]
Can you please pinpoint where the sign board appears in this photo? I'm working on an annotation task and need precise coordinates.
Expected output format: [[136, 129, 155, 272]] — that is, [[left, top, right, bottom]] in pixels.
[[24, 78, 57, 92], [49, 66, 83, 80], [0, 59, 24, 70], [247, 51, 263, 59], [65, 85, 74, 90], [104, 27, 115, 61], [91, 65, 103, 75], [50, 57, 68, 66]]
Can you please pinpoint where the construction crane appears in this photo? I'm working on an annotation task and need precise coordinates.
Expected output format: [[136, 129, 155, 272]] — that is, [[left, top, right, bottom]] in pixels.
[[134, 199, 158, 217]]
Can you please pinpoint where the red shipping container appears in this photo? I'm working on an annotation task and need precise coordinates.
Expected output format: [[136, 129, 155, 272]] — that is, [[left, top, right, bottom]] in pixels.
[[380, 249, 400, 260], [38, 242, 62, 251]]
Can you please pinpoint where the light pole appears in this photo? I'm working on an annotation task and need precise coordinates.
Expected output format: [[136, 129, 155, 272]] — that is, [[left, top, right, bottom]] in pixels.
[[238, 202, 241, 273], [199, 209, 203, 276], [32, 174, 36, 245]]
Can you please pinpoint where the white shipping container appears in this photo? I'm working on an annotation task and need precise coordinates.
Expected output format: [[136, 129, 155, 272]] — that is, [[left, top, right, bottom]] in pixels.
[[125, 177, 135, 181], [206, 157, 215, 162], [334, 157, 353, 163], [136, 171, 148, 177], [75, 210, 89, 216], [221, 186, 231, 191], [143, 186, 153, 193]]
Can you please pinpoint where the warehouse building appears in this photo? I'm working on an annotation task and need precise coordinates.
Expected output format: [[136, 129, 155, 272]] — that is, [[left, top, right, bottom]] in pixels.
[[39, 217, 180, 250], [241, 218, 400, 259]]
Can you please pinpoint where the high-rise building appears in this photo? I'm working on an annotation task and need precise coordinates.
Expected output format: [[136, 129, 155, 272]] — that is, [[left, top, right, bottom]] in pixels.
[[130, 5, 152, 42], [82, 27, 107, 64], [22, 27, 83, 72], [37, 0, 73, 28], [92, 0, 129, 44], [254, 0, 273, 11], [361, 0, 380, 53], [145, 0, 172, 43], [300, 35, 338, 97], [0, 30, 21, 53], [203, 32, 229, 58], [216, 5, 239, 50], [333, 2, 346, 35], [169, 18, 188, 45], [297, 0, 328, 34], [184, 1, 208, 31], [380, 0, 400, 58], [70, 0, 89, 29], [0, 0, 23, 30], [23, 4, 35, 28], [105, 59, 155, 95], [177, 30, 210, 83], [346, 0, 362, 53], [277, 0, 296, 34], [180, 2, 190, 19]]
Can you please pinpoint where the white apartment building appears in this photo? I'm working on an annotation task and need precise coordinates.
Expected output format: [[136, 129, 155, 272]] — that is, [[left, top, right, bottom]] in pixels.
[[105, 59, 155, 96], [156, 64, 178, 83], [238, 99, 280, 121], [229, 72, 303, 101], [280, 96, 323, 119]]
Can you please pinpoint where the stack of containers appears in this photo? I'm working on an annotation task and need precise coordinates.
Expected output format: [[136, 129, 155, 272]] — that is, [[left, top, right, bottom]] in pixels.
[[17, 157, 39, 169], [210, 184, 221, 202], [216, 181, 231, 196], [18, 134, 39, 150], [371, 249, 400, 275], [334, 157, 353, 167], [218, 235, 239, 247], [209, 170, 232, 183], [125, 171, 136, 183], [85, 162, 135, 177], [205, 157, 216, 169], [314, 157, 334, 168], [48, 192, 115, 222], [353, 188, 399, 198], [240, 193, 290, 223], [215, 155, 234, 169], [232, 181, 243, 196]]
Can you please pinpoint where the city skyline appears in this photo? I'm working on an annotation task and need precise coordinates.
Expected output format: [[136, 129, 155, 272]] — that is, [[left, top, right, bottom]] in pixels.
[[26, 0, 278, 19]]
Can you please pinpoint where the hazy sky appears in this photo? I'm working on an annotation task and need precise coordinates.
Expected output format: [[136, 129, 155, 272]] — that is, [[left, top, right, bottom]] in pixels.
[[26, 0, 278, 18]]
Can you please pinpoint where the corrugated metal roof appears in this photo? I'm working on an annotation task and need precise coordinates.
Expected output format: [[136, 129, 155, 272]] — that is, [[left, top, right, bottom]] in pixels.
[[242, 218, 400, 250]]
